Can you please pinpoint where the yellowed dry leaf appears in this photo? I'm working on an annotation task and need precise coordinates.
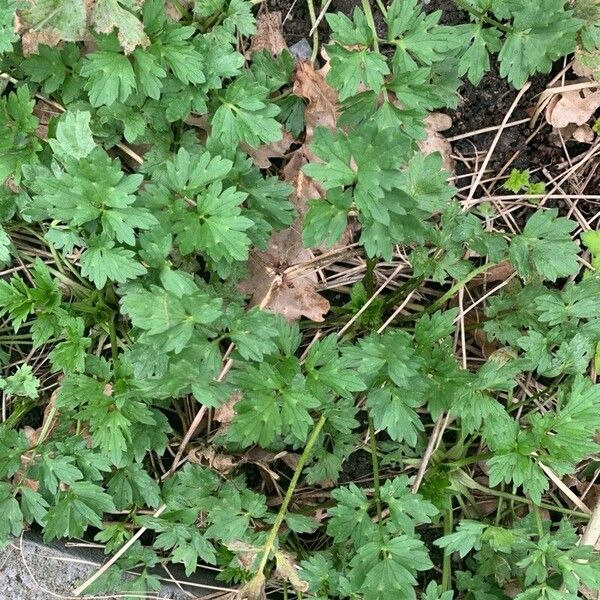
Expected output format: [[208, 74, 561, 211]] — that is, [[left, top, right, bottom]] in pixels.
[[18, 0, 148, 55], [418, 112, 455, 173], [165, 0, 192, 21], [574, 46, 600, 81], [503, 582, 521, 599], [293, 60, 338, 143], [545, 87, 600, 129], [239, 227, 330, 322], [238, 571, 266, 600], [249, 11, 287, 57], [228, 541, 261, 572], [275, 551, 309, 594], [21, 29, 62, 56]]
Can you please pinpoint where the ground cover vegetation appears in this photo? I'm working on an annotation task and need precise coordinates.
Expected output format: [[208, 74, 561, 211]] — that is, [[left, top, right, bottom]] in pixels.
[[1, 0, 600, 598]]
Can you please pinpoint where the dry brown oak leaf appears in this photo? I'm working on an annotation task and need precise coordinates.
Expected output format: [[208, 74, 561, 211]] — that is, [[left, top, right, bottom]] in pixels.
[[239, 226, 330, 322]]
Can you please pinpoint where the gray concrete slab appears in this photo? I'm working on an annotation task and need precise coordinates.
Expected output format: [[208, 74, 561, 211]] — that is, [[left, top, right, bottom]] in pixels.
[[0, 536, 231, 599]]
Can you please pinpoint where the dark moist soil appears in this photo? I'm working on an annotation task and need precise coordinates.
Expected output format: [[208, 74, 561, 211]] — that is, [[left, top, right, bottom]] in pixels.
[[424, 0, 564, 176], [269, 0, 386, 46], [271, 0, 575, 180]]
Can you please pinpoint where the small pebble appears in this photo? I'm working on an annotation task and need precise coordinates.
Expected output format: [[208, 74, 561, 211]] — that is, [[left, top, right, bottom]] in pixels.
[[289, 38, 312, 61]]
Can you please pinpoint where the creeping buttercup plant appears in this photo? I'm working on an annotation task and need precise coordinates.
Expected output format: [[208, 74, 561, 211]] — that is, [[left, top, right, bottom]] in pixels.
[[0, 0, 600, 598]]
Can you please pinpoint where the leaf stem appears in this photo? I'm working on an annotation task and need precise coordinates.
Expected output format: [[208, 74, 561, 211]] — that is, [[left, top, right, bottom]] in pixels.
[[36, 403, 58, 447], [254, 414, 326, 576], [424, 262, 498, 316], [0, 398, 37, 430], [454, 471, 590, 520], [368, 416, 386, 546], [361, 0, 380, 53], [442, 506, 453, 591], [533, 502, 545, 538], [306, 0, 320, 63], [363, 257, 377, 296], [105, 285, 120, 367], [375, 0, 387, 17], [449, 451, 494, 468], [451, 0, 512, 33], [108, 317, 119, 367]]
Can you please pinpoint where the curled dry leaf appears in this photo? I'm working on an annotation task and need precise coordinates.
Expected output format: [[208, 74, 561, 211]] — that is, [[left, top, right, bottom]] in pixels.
[[239, 227, 330, 322], [242, 128, 295, 169], [418, 112, 455, 173], [573, 124, 595, 143], [469, 260, 515, 288], [248, 11, 287, 57], [293, 60, 338, 143], [25, 388, 60, 447], [283, 150, 325, 217], [471, 321, 498, 359], [545, 86, 600, 129], [188, 446, 237, 474], [214, 393, 240, 426]]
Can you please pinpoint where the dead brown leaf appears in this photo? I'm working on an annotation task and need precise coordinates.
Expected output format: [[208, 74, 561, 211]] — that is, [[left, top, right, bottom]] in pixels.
[[13, 390, 61, 491], [282, 150, 325, 217], [18, 0, 148, 56], [503, 582, 521, 599], [463, 498, 498, 518], [165, 0, 192, 21], [274, 551, 309, 594], [21, 29, 62, 56], [188, 446, 237, 474], [545, 87, 600, 129], [33, 99, 60, 140], [293, 60, 338, 143], [280, 452, 301, 471], [239, 227, 330, 322], [417, 112, 455, 173], [214, 393, 240, 426], [242, 128, 295, 169], [248, 11, 287, 57], [26, 389, 60, 447], [228, 540, 261, 572], [239, 572, 266, 600], [469, 260, 515, 288]]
